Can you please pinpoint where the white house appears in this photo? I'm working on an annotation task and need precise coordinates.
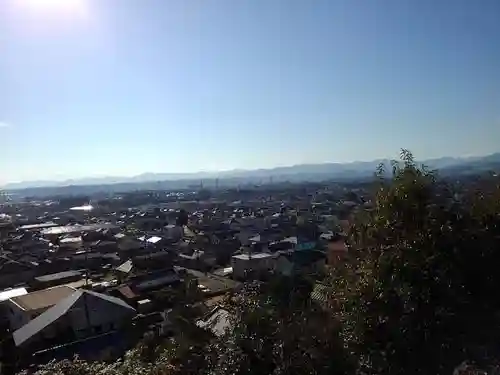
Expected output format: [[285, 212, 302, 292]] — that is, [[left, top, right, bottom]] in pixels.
[[231, 253, 275, 280]]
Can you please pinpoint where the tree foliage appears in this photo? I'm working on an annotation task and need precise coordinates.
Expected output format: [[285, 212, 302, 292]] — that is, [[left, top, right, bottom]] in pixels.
[[211, 276, 355, 375], [176, 209, 189, 227], [331, 149, 500, 375]]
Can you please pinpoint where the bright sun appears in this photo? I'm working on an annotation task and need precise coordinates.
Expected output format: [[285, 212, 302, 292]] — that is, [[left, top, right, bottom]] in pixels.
[[16, 0, 89, 18]]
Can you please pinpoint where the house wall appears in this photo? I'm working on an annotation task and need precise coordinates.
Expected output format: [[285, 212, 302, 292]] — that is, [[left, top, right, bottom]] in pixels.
[[231, 256, 274, 280], [5, 301, 48, 331], [67, 294, 134, 338], [23, 294, 136, 347], [275, 257, 325, 277]]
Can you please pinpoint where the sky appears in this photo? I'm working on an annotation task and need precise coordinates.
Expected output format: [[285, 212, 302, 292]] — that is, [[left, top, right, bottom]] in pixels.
[[1, 0, 500, 184]]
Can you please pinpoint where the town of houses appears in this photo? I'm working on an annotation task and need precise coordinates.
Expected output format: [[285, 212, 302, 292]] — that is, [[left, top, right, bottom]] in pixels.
[[0, 183, 371, 369]]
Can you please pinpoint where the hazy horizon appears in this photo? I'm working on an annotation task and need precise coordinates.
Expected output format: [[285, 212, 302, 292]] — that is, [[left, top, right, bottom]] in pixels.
[[2, 0, 500, 185], [2, 150, 498, 187]]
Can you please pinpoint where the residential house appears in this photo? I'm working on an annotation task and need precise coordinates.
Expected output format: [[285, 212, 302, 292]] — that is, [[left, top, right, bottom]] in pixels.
[[93, 240, 118, 253], [231, 253, 275, 280], [128, 268, 181, 294], [273, 236, 317, 252], [0, 287, 28, 327], [182, 268, 240, 298], [275, 250, 325, 276], [115, 259, 133, 281], [12, 289, 136, 352], [164, 225, 183, 241], [59, 236, 83, 251], [6, 286, 77, 331], [117, 238, 144, 259], [178, 250, 216, 271], [31, 270, 83, 290], [0, 257, 35, 289], [132, 251, 174, 270]]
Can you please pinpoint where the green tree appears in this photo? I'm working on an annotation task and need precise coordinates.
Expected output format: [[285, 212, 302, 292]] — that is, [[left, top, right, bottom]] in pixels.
[[211, 276, 355, 375], [330, 149, 500, 375], [176, 209, 189, 227]]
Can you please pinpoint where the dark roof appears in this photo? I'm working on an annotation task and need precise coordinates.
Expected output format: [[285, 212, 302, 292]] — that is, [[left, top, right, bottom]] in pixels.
[[0, 256, 34, 272], [133, 251, 172, 261], [279, 250, 325, 266], [131, 269, 180, 291], [13, 289, 135, 347], [84, 289, 136, 310], [117, 285, 137, 300], [34, 270, 83, 283], [11, 286, 75, 311], [182, 268, 240, 294], [95, 240, 117, 248]]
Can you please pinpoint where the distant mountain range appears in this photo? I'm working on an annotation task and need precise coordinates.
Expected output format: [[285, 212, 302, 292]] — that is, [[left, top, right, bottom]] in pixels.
[[2, 153, 500, 196]]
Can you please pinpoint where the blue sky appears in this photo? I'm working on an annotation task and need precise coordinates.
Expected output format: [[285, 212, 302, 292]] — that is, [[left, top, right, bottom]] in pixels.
[[1, 0, 499, 184]]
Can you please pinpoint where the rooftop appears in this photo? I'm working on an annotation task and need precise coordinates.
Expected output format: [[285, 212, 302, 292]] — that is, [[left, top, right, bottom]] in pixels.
[[10, 286, 76, 311], [41, 223, 117, 236], [116, 259, 133, 274], [183, 268, 240, 294], [147, 236, 162, 244], [19, 222, 58, 231], [35, 270, 83, 283], [232, 252, 274, 260], [0, 287, 28, 303], [69, 204, 94, 211], [60, 236, 82, 244]]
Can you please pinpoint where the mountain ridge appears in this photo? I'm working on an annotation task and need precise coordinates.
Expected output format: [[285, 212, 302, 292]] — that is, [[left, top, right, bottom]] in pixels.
[[3, 152, 500, 191]]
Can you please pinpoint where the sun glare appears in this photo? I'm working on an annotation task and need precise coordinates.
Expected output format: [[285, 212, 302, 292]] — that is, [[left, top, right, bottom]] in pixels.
[[15, 0, 89, 19]]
